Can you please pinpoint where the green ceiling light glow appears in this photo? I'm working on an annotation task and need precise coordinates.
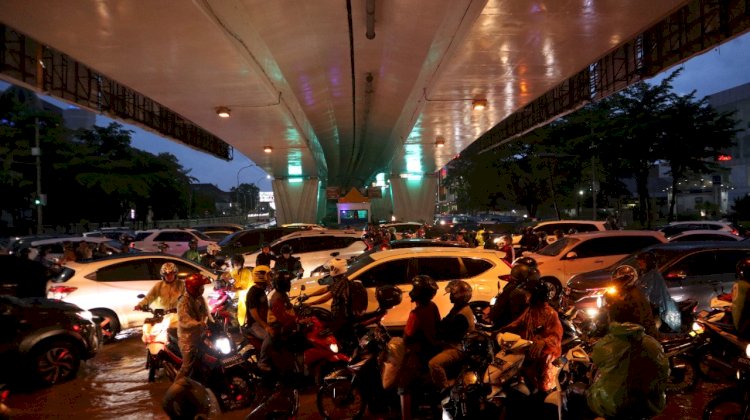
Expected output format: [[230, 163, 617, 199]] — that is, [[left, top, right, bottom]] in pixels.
[[288, 177, 304, 183], [288, 164, 302, 176], [375, 172, 386, 187]]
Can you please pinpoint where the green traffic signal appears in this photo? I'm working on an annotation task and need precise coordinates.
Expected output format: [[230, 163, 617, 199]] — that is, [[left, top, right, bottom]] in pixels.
[[34, 198, 41, 205]]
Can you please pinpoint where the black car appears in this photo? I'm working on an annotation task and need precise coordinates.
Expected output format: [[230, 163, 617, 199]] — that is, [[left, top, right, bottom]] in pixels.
[[566, 241, 750, 311], [0, 255, 50, 298], [218, 226, 305, 257], [0, 295, 100, 386]]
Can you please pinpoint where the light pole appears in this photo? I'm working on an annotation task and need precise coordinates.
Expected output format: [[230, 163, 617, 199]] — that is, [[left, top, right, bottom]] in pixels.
[[236, 164, 257, 215]]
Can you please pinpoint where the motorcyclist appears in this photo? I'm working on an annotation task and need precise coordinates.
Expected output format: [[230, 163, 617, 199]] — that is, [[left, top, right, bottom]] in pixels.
[[274, 244, 303, 278], [475, 226, 486, 247], [181, 239, 201, 264], [256, 242, 277, 268], [175, 273, 211, 380], [519, 226, 540, 254], [428, 280, 475, 394], [498, 234, 514, 265], [266, 270, 298, 374], [226, 254, 253, 329], [607, 265, 659, 338], [120, 234, 136, 254], [135, 263, 185, 323], [245, 265, 273, 371], [503, 282, 563, 404], [487, 256, 540, 329], [200, 243, 222, 270], [732, 257, 750, 339], [635, 251, 681, 332], [303, 257, 357, 349], [399, 275, 441, 420]]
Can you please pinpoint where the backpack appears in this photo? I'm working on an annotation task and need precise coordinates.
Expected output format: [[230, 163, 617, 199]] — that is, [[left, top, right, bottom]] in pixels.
[[349, 280, 369, 316]]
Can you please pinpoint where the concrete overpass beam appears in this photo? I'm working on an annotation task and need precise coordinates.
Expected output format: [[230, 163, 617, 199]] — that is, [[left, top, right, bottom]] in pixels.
[[272, 178, 321, 224], [390, 175, 437, 223]]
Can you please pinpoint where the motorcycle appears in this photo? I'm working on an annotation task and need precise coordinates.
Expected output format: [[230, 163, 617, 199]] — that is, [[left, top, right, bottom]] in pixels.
[[693, 309, 749, 382], [207, 277, 238, 333], [702, 343, 750, 420], [659, 319, 709, 393], [138, 303, 177, 382]]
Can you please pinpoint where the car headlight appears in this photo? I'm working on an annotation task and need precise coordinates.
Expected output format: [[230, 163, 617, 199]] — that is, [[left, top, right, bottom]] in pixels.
[[214, 337, 232, 355], [596, 296, 603, 309], [692, 322, 705, 335], [605, 286, 618, 296], [746, 344, 750, 358], [77, 310, 94, 321], [585, 308, 599, 318], [329, 343, 339, 354]]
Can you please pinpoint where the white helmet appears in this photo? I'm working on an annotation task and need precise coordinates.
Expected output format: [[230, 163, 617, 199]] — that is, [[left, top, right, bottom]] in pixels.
[[206, 243, 221, 255], [326, 258, 348, 277]]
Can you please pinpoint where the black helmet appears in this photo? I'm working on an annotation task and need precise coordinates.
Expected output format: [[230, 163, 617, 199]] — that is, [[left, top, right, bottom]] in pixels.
[[271, 271, 292, 293], [612, 265, 639, 289], [636, 251, 657, 271], [510, 264, 540, 284], [529, 281, 551, 306], [512, 256, 538, 269], [260, 242, 270, 249], [409, 275, 439, 303], [376, 285, 403, 309], [280, 244, 293, 255], [461, 331, 493, 367], [162, 377, 212, 419], [120, 234, 135, 244], [737, 257, 750, 280], [445, 280, 472, 305], [230, 254, 245, 267]]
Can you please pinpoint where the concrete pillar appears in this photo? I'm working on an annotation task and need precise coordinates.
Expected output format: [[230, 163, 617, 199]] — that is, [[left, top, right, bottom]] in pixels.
[[272, 178, 320, 224], [389, 174, 437, 223]]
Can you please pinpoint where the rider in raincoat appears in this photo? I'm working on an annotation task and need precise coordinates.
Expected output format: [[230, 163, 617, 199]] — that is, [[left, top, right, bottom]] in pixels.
[[635, 251, 681, 332]]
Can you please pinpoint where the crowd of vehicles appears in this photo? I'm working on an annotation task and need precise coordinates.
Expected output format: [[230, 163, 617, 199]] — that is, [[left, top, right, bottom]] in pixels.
[[2, 217, 750, 418]]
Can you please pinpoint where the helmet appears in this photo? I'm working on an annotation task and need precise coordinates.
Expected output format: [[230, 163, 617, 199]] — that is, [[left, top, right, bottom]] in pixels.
[[326, 257, 348, 277], [510, 264, 540, 284], [188, 238, 198, 247], [445, 280, 472, 305], [260, 242, 270, 249], [737, 257, 750, 280], [185, 273, 210, 297], [512, 256, 537, 268], [253, 265, 271, 282], [409, 275, 438, 303], [206, 243, 220, 255], [461, 331, 493, 367], [271, 271, 292, 293], [280, 244, 293, 255], [612, 265, 639, 289], [160, 262, 178, 283], [162, 377, 211, 420], [376, 285, 403, 309], [230, 254, 245, 267], [528, 281, 551, 306], [120, 234, 134, 244], [636, 251, 657, 271]]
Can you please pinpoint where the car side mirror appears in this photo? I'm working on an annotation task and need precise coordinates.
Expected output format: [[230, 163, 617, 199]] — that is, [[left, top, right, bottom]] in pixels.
[[330, 251, 340, 257], [564, 251, 578, 260], [137, 293, 146, 299]]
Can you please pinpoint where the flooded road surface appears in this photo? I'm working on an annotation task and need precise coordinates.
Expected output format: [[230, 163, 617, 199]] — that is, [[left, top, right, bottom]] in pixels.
[[6, 330, 735, 419]]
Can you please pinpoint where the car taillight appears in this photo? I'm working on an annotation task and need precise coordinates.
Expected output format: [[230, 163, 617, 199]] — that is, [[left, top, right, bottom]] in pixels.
[[49, 285, 77, 299], [732, 229, 739, 236]]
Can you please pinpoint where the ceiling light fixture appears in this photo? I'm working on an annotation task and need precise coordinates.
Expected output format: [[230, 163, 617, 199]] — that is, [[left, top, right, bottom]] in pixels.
[[263, 145, 273, 153], [472, 99, 488, 111], [435, 137, 446, 148], [215, 106, 231, 118]]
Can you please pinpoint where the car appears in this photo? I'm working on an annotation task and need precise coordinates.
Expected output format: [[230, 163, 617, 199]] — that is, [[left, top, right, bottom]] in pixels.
[[46, 253, 216, 340], [30, 236, 120, 262], [6, 234, 72, 255], [191, 224, 245, 241], [0, 295, 100, 386], [656, 221, 740, 238], [512, 219, 614, 247], [83, 228, 135, 241], [0, 255, 49, 298], [667, 230, 744, 242], [526, 230, 667, 299], [309, 238, 472, 276], [280, 223, 325, 230], [132, 228, 217, 256], [218, 226, 309, 258], [291, 247, 511, 329], [246, 230, 368, 277], [379, 222, 424, 239], [566, 241, 750, 312]]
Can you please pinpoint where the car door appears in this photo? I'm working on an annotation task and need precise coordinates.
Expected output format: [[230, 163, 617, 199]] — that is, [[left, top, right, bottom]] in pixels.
[[156, 231, 193, 256], [663, 249, 750, 309], [351, 257, 413, 328], [92, 258, 155, 328]]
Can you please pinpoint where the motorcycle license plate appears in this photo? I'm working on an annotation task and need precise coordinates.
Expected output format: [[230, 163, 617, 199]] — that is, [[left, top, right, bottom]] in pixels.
[[221, 354, 244, 368]]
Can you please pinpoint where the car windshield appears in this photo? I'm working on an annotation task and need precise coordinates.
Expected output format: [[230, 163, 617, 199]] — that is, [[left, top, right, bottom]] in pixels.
[[537, 237, 579, 256], [191, 231, 212, 241], [346, 254, 375, 276], [218, 231, 241, 246]]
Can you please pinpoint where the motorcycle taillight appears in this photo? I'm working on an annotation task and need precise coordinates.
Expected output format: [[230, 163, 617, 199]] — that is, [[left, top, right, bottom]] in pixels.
[[49, 285, 77, 299]]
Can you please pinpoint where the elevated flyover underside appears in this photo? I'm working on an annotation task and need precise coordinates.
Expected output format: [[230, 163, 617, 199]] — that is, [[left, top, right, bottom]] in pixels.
[[2, 0, 748, 223]]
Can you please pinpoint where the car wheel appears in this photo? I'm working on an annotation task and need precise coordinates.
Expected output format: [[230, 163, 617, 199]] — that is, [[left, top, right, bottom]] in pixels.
[[540, 277, 562, 305], [31, 339, 81, 386], [91, 308, 121, 343]]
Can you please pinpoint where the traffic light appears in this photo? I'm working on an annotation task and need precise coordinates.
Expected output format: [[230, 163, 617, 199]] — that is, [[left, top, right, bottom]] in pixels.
[[33, 194, 47, 206], [34, 197, 41, 205]]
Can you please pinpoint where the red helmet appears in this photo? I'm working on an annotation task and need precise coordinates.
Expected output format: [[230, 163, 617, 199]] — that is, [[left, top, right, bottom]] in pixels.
[[185, 273, 211, 297]]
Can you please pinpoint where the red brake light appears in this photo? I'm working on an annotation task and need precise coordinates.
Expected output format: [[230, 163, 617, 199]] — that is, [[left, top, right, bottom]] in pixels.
[[49, 285, 77, 299], [732, 230, 739, 236], [1, 390, 9, 400]]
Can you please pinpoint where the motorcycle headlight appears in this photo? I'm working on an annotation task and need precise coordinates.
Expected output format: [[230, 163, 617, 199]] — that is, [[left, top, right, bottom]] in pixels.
[[460, 371, 479, 385], [490, 297, 497, 306], [596, 296, 603, 309], [77, 310, 94, 321], [214, 337, 231, 355], [605, 286, 617, 296], [585, 308, 599, 318], [692, 322, 705, 335], [329, 343, 339, 354], [746, 344, 750, 358]]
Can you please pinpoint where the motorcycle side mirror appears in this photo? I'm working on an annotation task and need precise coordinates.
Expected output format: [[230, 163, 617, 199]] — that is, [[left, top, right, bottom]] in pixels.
[[300, 284, 306, 291], [330, 251, 340, 257], [564, 251, 578, 260], [137, 294, 146, 299]]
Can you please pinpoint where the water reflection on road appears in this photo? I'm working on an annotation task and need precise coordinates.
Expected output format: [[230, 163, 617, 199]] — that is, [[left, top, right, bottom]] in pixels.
[[5, 329, 734, 419]]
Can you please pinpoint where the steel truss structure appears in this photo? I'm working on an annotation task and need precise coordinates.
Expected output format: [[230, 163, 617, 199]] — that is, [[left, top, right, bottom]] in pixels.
[[0, 25, 232, 161], [467, 0, 750, 156]]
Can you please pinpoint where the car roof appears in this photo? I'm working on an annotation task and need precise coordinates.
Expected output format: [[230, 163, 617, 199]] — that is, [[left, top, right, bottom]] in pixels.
[[536, 220, 607, 226], [192, 223, 244, 231], [63, 252, 207, 267], [368, 247, 503, 261], [274, 229, 362, 241], [665, 220, 731, 226], [643, 240, 750, 253], [390, 239, 468, 247], [668, 230, 740, 238], [135, 228, 200, 234], [32, 236, 111, 246], [566, 230, 664, 239]]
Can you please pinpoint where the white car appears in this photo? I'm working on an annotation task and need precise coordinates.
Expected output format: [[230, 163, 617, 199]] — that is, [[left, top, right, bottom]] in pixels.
[[290, 247, 511, 329], [30, 236, 118, 262], [132, 228, 217, 256], [246, 229, 367, 277], [513, 219, 613, 246], [46, 254, 215, 339], [667, 230, 743, 242], [658, 221, 741, 237], [527, 230, 667, 298]]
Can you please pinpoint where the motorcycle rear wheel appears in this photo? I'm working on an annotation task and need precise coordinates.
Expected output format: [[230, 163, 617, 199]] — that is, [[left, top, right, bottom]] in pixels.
[[666, 356, 699, 393], [702, 395, 747, 420], [316, 380, 365, 420]]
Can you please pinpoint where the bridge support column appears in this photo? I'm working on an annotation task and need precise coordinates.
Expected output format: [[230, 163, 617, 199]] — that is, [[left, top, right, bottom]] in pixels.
[[272, 178, 321, 224], [389, 175, 437, 223]]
